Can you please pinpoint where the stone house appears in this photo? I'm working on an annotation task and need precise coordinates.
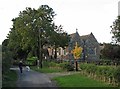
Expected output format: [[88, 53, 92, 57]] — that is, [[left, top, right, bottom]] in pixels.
[[47, 30, 100, 62]]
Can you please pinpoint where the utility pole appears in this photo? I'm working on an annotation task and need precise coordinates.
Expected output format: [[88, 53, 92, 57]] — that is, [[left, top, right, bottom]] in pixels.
[[37, 29, 40, 69], [38, 29, 42, 69], [83, 40, 86, 61], [39, 29, 42, 68]]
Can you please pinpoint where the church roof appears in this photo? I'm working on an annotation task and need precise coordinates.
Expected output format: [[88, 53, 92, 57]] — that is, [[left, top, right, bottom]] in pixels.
[[80, 34, 91, 40], [69, 32, 91, 40], [69, 32, 99, 44], [70, 33, 76, 38]]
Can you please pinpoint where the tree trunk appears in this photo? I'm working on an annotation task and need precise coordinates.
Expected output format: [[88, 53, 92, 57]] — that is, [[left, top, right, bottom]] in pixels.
[[75, 60, 78, 71], [54, 45, 57, 59]]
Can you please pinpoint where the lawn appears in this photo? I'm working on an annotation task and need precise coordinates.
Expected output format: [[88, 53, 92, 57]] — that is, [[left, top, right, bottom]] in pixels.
[[31, 66, 65, 73], [53, 73, 113, 88]]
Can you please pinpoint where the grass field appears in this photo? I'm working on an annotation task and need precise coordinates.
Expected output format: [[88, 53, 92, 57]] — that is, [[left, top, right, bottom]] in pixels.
[[31, 66, 65, 73], [53, 74, 113, 87]]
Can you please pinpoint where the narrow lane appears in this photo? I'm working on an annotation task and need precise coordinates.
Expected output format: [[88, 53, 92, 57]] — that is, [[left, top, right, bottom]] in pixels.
[[14, 67, 58, 88]]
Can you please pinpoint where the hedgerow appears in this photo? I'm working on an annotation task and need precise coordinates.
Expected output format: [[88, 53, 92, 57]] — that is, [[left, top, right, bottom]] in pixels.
[[79, 63, 120, 86]]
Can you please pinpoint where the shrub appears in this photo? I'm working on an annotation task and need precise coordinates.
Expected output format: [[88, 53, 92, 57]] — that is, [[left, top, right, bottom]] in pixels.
[[114, 66, 120, 86], [49, 62, 57, 67], [80, 63, 97, 74], [62, 62, 74, 71], [42, 61, 50, 67], [25, 56, 37, 66], [80, 63, 88, 70], [65, 64, 74, 71], [59, 62, 68, 69]]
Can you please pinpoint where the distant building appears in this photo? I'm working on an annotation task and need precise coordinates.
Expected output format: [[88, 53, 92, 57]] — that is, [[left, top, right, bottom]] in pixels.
[[67, 31, 100, 62], [47, 30, 100, 62]]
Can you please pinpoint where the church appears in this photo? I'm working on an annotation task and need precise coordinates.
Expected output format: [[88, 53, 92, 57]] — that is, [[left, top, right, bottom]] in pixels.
[[67, 30, 100, 62], [48, 30, 100, 62]]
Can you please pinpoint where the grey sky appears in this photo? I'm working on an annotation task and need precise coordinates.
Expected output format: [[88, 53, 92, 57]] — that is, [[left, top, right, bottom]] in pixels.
[[0, 0, 119, 44]]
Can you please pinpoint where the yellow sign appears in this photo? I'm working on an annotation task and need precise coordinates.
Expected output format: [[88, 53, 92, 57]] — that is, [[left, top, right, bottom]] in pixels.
[[72, 42, 83, 59]]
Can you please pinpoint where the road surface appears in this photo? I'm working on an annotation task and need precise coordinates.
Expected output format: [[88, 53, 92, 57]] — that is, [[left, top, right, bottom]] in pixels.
[[13, 67, 58, 88]]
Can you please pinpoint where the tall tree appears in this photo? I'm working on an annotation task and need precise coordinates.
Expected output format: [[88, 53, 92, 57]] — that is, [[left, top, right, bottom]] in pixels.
[[49, 25, 70, 59], [111, 16, 120, 43], [8, 5, 56, 68], [7, 5, 70, 68]]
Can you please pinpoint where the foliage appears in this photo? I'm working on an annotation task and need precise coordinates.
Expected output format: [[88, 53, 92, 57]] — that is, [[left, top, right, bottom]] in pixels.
[[7, 5, 70, 63], [2, 70, 18, 87], [31, 66, 64, 73], [100, 43, 120, 61], [2, 39, 13, 73], [2, 51, 14, 87], [72, 42, 83, 59], [62, 63, 74, 71], [80, 63, 119, 86], [49, 61, 57, 67], [114, 66, 120, 85], [7, 5, 56, 62], [42, 61, 50, 67], [27, 56, 37, 61], [111, 16, 120, 43], [40, 61, 74, 71], [50, 25, 70, 59]]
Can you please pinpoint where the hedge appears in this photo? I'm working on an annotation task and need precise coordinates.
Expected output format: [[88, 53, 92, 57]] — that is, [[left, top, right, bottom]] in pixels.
[[79, 63, 120, 86]]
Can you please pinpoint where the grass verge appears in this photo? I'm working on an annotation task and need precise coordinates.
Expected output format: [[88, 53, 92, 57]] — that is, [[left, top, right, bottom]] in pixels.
[[31, 66, 65, 73], [2, 70, 18, 87], [52, 73, 114, 88]]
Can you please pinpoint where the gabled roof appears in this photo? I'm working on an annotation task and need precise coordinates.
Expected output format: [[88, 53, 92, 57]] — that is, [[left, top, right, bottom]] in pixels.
[[69, 32, 99, 44], [80, 34, 91, 40], [70, 33, 76, 38]]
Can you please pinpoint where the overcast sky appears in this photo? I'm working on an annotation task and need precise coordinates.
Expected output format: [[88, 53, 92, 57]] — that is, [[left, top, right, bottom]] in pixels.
[[0, 0, 119, 44]]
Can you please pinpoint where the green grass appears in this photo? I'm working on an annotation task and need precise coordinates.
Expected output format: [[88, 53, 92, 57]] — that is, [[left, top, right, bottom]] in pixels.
[[2, 70, 18, 87], [31, 66, 65, 73], [53, 74, 113, 87]]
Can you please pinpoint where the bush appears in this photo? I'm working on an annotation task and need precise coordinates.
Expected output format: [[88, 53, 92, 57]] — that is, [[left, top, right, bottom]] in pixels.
[[114, 66, 120, 86], [49, 62, 57, 67], [80, 63, 97, 74], [43, 61, 50, 67], [63, 63, 74, 71], [80, 63, 88, 70], [25, 56, 37, 66]]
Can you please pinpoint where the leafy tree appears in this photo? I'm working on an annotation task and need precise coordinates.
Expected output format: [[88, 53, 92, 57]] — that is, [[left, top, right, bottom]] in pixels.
[[111, 16, 120, 43], [49, 25, 70, 59], [7, 5, 70, 68], [72, 42, 83, 60], [100, 43, 120, 61], [2, 39, 12, 75], [7, 5, 56, 68], [72, 42, 83, 71]]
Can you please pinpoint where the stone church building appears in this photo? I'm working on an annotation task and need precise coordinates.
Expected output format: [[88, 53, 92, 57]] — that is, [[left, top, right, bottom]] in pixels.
[[48, 30, 100, 62], [67, 31, 100, 62]]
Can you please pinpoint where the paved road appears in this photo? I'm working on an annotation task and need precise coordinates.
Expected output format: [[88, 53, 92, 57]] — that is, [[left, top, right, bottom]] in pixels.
[[13, 67, 58, 88], [10, 67, 80, 88]]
